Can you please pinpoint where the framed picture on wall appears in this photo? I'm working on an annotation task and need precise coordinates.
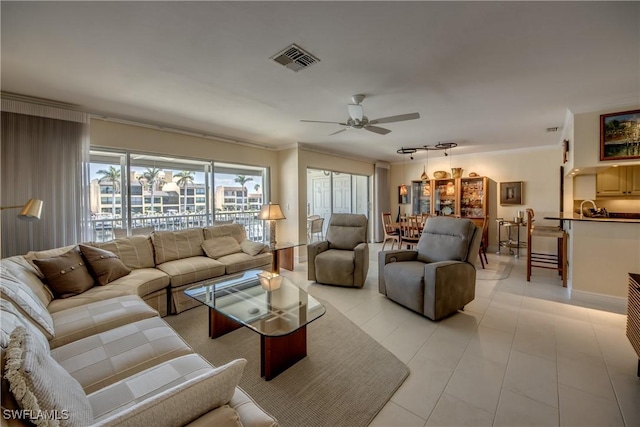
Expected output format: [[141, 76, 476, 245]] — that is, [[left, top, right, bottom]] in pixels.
[[600, 109, 640, 161], [500, 181, 523, 205]]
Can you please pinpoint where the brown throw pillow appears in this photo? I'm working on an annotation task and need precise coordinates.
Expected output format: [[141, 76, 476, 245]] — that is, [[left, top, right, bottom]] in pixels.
[[79, 244, 131, 286], [202, 236, 242, 259], [33, 248, 95, 298]]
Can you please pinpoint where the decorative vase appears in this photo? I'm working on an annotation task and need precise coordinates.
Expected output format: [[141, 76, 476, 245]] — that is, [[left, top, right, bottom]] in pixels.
[[451, 168, 463, 178]]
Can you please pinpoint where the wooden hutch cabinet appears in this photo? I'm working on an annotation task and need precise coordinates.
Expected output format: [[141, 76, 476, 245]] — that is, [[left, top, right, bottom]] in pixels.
[[412, 175, 489, 244]]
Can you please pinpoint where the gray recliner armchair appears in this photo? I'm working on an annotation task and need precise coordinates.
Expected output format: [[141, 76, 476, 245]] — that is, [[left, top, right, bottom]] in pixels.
[[308, 213, 369, 288], [379, 216, 481, 320]]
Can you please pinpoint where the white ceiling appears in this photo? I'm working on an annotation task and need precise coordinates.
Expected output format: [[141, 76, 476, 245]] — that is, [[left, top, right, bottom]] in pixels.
[[2, 1, 638, 163]]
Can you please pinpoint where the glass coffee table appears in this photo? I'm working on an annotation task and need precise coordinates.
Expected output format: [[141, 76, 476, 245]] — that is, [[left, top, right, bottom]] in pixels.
[[185, 269, 325, 380]]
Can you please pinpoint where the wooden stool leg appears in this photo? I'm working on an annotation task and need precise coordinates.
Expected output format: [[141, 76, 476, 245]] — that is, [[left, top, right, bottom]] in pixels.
[[561, 233, 568, 287], [526, 234, 532, 282]]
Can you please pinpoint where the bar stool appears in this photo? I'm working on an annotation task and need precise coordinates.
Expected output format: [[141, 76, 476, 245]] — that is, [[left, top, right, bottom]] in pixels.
[[526, 208, 567, 287]]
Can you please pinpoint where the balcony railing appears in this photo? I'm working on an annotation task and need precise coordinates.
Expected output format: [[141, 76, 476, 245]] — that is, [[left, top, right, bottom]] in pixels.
[[89, 210, 265, 243]]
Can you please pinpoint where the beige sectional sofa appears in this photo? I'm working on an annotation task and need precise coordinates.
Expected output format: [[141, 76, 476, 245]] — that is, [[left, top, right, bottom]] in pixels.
[[0, 246, 276, 424], [11, 224, 271, 317], [0, 224, 277, 426]]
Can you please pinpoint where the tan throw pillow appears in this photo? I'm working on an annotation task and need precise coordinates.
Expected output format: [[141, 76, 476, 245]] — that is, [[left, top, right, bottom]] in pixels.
[[78, 244, 131, 286], [4, 327, 93, 427], [240, 239, 267, 256], [201, 236, 242, 259], [33, 248, 95, 299]]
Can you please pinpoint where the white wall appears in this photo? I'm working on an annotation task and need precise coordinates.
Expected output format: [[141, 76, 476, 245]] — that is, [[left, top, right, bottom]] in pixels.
[[390, 146, 562, 251]]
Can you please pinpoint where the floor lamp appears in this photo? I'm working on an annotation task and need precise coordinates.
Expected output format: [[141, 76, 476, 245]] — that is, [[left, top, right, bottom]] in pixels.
[[0, 198, 44, 251]]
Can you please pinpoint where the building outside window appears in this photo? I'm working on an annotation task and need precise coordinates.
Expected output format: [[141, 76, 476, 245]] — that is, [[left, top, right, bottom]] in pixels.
[[88, 151, 269, 242]]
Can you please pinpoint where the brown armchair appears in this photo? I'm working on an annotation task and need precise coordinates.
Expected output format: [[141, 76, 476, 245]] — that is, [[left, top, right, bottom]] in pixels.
[[379, 216, 481, 320], [308, 213, 369, 288]]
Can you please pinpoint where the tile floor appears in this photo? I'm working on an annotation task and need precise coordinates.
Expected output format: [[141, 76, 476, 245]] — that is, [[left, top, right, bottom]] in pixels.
[[285, 243, 640, 427]]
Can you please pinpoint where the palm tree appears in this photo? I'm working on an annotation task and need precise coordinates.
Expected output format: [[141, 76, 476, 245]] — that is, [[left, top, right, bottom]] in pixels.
[[174, 170, 195, 212], [234, 175, 253, 212], [253, 184, 261, 210], [141, 167, 163, 214], [96, 166, 121, 216]]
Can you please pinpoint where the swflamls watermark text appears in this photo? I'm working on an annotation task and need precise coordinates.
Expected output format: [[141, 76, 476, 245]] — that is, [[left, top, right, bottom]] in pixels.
[[2, 409, 70, 421]]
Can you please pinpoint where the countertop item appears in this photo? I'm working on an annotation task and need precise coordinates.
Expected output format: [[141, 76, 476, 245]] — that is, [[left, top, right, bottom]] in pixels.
[[544, 212, 640, 224]]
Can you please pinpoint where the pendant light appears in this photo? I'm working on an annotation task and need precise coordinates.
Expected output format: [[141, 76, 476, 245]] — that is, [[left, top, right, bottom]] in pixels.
[[421, 149, 429, 181]]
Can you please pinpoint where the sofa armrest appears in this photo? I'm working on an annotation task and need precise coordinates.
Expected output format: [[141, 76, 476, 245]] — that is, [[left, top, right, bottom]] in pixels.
[[92, 358, 247, 427], [353, 243, 369, 288], [378, 250, 418, 294], [423, 261, 476, 320], [307, 241, 329, 281]]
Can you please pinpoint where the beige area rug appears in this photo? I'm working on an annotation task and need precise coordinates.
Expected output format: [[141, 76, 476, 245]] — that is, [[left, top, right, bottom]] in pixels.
[[476, 260, 514, 280], [166, 301, 409, 427]]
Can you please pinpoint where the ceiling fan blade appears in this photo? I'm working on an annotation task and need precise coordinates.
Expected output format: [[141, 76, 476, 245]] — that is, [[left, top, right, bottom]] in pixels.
[[364, 125, 391, 135], [329, 128, 348, 136], [301, 120, 346, 125], [368, 112, 420, 125], [347, 104, 364, 121]]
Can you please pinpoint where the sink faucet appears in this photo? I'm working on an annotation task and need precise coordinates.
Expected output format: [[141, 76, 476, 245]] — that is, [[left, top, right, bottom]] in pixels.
[[579, 200, 597, 218]]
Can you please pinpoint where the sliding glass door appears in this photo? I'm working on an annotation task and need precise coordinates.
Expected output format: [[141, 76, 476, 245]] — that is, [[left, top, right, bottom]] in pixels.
[[306, 169, 370, 240]]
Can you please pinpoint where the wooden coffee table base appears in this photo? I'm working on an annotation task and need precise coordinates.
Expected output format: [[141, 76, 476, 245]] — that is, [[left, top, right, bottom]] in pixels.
[[208, 308, 308, 381]]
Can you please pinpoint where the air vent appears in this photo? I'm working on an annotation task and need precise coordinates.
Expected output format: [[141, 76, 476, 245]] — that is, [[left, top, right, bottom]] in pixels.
[[271, 44, 320, 72], [546, 127, 559, 132]]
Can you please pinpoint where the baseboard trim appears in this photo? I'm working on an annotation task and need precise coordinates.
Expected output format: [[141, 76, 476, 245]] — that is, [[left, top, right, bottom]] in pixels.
[[570, 289, 627, 314]]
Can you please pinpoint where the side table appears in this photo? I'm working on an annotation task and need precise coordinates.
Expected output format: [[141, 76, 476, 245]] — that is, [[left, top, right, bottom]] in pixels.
[[496, 218, 527, 258]]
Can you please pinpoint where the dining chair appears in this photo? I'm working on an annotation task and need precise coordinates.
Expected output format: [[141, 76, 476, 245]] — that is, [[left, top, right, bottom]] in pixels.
[[308, 217, 325, 242], [399, 216, 421, 249], [526, 208, 567, 287], [381, 212, 401, 250], [307, 215, 321, 240], [478, 216, 489, 269]]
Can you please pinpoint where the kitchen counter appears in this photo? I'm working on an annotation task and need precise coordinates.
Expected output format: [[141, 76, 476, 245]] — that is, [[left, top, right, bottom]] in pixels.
[[543, 214, 640, 302], [544, 212, 640, 224]]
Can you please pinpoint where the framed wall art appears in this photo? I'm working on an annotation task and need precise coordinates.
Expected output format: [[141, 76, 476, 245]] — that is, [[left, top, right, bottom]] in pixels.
[[500, 181, 523, 206], [600, 109, 640, 161]]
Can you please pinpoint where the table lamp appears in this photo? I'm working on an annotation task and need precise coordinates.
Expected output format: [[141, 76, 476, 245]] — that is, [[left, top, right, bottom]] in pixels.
[[258, 203, 285, 246]]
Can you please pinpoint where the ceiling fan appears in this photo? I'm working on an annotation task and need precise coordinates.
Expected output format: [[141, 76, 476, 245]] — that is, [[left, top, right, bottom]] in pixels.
[[301, 94, 420, 135]]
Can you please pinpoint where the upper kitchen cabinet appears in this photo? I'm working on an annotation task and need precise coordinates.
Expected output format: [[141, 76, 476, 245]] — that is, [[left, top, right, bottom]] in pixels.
[[596, 165, 640, 196]]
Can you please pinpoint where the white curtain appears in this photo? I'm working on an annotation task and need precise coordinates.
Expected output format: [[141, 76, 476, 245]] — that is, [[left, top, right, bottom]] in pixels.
[[1, 98, 90, 257]]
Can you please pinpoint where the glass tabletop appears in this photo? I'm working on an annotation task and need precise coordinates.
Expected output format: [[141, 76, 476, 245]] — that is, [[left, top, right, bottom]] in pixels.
[[268, 241, 306, 251], [184, 269, 325, 337]]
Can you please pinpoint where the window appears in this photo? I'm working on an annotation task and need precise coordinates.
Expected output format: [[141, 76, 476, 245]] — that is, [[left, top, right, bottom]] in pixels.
[[89, 150, 269, 242]]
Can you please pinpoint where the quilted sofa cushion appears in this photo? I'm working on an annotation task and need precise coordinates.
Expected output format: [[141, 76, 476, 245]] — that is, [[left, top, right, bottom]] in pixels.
[[2, 256, 53, 306], [203, 224, 246, 242], [46, 268, 170, 314], [152, 229, 205, 265], [48, 295, 159, 349], [216, 252, 272, 275], [89, 355, 245, 426], [156, 257, 226, 288], [94, 236, 156, 269], [51, 317, 193, 394], [0, 265, 55, 339]]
